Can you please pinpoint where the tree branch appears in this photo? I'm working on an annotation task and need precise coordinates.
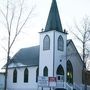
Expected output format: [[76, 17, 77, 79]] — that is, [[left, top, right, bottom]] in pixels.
[[69, 28, 83, 43], [17, 7, 34, 35], [9, 7, 15, 33], [74, 21, 84, 37]]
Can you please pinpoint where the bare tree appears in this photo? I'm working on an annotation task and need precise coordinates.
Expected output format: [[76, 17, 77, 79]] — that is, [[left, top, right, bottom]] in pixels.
[[0, 0, 34, 90], [72, 17, 90, 67], [70, 17, 90, 90]]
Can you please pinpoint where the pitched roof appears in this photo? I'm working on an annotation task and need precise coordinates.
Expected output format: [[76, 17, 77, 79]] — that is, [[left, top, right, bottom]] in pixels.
[[11, 45, 40, 66], [45, 0, 63, 32], [9, 40, 83, 68], [9, 40, 70, 67], [67, 40, 83, 65]]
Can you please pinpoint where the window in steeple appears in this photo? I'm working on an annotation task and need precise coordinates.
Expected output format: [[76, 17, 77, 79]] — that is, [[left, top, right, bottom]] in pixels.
[[58, 35, 64, 51], [43, 35, 50, 50]]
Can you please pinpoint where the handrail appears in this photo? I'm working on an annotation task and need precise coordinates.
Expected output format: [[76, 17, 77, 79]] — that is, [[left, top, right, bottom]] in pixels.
[[73, 83, 82, 90], [64, 82, 73, 90]]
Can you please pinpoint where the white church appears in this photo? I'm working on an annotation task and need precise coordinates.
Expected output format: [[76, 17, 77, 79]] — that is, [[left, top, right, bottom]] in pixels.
[[7, 0, 84, 90]]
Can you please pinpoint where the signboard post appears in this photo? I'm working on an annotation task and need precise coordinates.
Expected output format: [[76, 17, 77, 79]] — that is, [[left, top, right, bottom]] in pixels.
[[48, 77, 56, 87], [38, 76, 48, 87], [38, 76, 56, 90]]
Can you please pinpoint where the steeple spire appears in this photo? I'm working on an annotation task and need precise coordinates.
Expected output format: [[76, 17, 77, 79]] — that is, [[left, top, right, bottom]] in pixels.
[[45, 0, 63, 32]]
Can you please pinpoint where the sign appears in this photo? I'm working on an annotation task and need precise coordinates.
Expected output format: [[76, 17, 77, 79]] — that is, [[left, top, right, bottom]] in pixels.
[[57, 75, 64, 82], [38, 76, 48, 87], [49, 77, 56, 87]]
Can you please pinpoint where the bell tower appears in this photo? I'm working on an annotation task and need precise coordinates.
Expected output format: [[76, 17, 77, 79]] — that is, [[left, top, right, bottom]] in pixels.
[[39, 0, 67, 82]]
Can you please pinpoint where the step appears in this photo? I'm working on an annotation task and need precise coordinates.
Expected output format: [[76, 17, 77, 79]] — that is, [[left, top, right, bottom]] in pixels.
[[55, 88, 66, 90]]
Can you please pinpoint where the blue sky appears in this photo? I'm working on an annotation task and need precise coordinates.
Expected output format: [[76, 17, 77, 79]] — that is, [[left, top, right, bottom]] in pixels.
[[0, 0, 90, 71]]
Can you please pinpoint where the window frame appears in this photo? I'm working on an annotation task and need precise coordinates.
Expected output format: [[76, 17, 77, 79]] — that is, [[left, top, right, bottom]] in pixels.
[[43, 66, 48, 76], [36, 67, 39, 82], [13, 69, 17, 83], [58, 35, 64, 51], [24, 68, 29, 83], [43, 35, 50, 50], [56, 65, 64, 75]]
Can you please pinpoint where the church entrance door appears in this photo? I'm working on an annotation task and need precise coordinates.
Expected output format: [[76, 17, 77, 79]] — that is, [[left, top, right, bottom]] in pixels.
[[56, 65, 64, 82], [56, 65, 64, 88]]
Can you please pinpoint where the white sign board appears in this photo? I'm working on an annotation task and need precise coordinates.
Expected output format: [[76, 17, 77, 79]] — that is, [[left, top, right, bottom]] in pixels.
[[49, 77, 56, 87], [38, 76, 48, 87]]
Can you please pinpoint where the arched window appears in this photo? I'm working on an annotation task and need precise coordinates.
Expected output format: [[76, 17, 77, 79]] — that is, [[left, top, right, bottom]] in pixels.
[[56, 65, 64, 75], [13, 69, 17, 83], [43, 35, 50, 50], [58, 35, 64, 51], [43, 66, 48, 76], [67, 60, 73, 84], [36, 67, 39, 82], [24, 68, 28, 83]]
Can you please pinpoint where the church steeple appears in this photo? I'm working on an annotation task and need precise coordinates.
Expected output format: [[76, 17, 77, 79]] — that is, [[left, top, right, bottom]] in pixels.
[[45, 0, 63, 32]]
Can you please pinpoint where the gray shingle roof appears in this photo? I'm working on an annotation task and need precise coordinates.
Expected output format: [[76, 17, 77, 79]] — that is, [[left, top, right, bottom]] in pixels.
[[45, 0, 63, 32], [10, 40, 73, 67], [12, 45, 40, 66]]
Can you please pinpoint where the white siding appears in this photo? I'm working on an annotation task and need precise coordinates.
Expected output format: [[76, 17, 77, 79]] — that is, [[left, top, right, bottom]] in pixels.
[[54, 31, 67, 82], [7, 66, 38, 90], [39, 31, 54, 76], [67, 41, 83, 84], [0, 73, 5, 89], [39, 30, 67, 82]]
